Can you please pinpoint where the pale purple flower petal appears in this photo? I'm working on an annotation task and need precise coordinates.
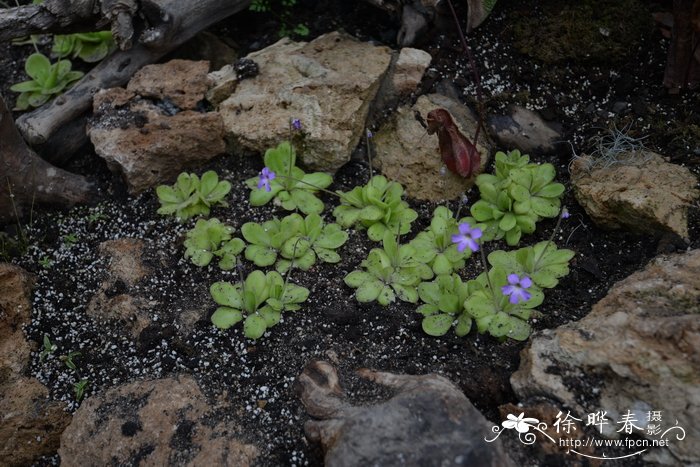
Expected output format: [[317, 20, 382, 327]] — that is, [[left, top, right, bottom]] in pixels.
[[451, 222, 482, 253], [291, 118, 302, 131], [561, 207, 570, 219], [501, 273, 533, 304], [257, 167, 276, 192]]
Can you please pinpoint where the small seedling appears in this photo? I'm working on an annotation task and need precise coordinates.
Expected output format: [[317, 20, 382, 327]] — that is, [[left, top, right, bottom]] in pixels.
[[73, 379, 89, 401], [39, 334, 57, 362], [246, 141, 332, 215], [62, 233, 78, 246], [10, 53, 84, 110], [39, 255, 52, 269], [334, 175, 418, 242], [60, 351, 81, 370], [156, 170, 231, 221], [87, 212, 108, 223]]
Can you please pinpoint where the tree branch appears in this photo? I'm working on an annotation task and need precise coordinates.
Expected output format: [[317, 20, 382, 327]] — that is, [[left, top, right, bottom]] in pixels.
[[0, 95, 94, 222]]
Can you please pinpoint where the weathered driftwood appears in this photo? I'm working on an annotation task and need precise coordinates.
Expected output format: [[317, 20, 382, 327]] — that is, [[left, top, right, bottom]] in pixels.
[[0, 95, 93, 222], [7, 0, 251, 147]]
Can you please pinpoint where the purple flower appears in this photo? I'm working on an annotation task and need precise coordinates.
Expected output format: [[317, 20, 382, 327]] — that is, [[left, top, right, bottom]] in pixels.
[[501, 274, 533, 304], [257, 167, 276, 192], [561, 207, 570, 219], [291, 118, 302, 131], [366, 129, 373, 138], [451, 222, 482, 253]]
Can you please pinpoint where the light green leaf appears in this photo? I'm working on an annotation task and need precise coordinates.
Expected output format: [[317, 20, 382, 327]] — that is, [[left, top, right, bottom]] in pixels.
[[356, 280, 383, 302], [211, 307, 242, 329], [422, 314, 453, 336], [243, 314, 267, 339]]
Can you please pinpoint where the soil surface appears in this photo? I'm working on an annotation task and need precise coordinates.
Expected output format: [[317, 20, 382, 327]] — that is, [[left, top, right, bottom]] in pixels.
[[1, 0, 699, 466]]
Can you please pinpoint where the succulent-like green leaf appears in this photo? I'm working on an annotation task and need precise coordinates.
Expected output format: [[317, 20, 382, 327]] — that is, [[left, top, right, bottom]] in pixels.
[[356, 280, 383, 302], [211, 307, 243, 329], [211, 282, 243, 309], [243, 314, 267, 339], [422, 314, 453, 336]]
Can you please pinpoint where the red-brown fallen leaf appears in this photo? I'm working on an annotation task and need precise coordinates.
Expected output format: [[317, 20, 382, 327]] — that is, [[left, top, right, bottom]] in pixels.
[[426, 108, 481, 178]]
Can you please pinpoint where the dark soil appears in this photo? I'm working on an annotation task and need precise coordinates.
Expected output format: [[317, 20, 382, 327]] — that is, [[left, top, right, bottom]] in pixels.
[[1, 0, 699, 466]]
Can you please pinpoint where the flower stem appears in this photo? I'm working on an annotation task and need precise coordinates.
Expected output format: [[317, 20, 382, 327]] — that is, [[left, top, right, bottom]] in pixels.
[[478, 242, 500, 311], [532, 210, 565, 271], [274, 174, 348, 202], [283, 236, 305, 294], [444, 0, 488, 146], [366, 130, 374, 183]]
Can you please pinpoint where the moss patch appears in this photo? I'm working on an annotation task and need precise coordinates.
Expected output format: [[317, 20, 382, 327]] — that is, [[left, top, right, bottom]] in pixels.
[[511, 0, 651, 64]]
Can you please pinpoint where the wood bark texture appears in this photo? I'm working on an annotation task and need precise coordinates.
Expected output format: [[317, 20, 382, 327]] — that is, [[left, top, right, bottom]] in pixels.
[[0, 95, 93, 222], [663, 0, 700, 90]]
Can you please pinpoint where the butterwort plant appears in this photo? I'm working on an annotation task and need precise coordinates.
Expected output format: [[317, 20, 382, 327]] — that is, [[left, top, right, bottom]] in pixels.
[[418, 207, 575, 341], [246, 141, 332, 215], [11, 52, 84, 110], [156, 170, 231, 221], [210, 270, 309, 339], [469, 150, 565, 245], [344, 230, 432, 305], [333, 175, 418, 242], [184, 218, 245, 270], [410, 206, 481, 276]]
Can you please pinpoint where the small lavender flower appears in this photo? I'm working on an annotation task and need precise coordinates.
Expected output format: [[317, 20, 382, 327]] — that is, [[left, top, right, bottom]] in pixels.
[[561, 207, 570, 219], [257, 167, 276, 192], [451, 222, 482, 252], [501, 274, 533, 304], [366, 128, 373, 138], [460, 194, 469, 205], [291, 118, 302, 131]]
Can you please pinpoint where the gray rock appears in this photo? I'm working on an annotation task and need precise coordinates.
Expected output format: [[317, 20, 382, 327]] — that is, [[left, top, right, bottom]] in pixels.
[[88, 61, 226, 194], [392, 47, 432, 96], [296, 360, 514, 467], [371, 47, 432, 117], [373, 93, 490, 201], [59, 375, 259, 466], [570, 151, 699, 239], [488, 105, 562, 153], [218, 32, 392, 172], [511, 249, 700, 465]]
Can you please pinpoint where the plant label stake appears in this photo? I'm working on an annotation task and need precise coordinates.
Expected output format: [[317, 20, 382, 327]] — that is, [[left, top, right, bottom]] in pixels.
[[426, 109, 481, 178]]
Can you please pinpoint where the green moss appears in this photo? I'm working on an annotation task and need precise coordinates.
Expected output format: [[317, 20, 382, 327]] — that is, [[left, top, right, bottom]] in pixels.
[[511, 0, 651, 64]]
